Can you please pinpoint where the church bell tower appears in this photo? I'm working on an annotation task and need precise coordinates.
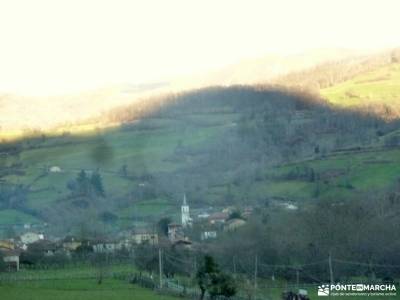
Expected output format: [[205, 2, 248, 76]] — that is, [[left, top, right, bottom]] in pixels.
[[181, 194, 192, 227]]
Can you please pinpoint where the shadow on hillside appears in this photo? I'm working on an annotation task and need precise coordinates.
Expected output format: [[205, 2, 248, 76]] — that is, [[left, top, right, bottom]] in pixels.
[[0, 85, 400, 231]]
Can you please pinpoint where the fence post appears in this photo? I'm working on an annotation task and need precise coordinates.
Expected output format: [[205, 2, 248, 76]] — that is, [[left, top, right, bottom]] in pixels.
[[159, 248, 163, 289]]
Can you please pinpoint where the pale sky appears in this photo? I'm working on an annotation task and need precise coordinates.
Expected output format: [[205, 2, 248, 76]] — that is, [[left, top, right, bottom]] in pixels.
[[0, 0, 399, 96]]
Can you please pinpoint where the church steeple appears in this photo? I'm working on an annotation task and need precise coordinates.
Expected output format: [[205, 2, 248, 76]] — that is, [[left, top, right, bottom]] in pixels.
[[181, 193, 192, 227]]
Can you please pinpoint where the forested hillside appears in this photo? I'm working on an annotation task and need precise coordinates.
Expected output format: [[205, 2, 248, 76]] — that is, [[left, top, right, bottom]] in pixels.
[[1, 78, 400, 235]]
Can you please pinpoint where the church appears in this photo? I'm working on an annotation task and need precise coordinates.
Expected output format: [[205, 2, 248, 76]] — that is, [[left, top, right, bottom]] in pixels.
[[181, 194, 192, 227]]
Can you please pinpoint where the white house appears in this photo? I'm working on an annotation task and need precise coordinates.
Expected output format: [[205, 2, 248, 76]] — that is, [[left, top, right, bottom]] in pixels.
[[224, 218, 246, 232], [132, 229, 158, 245], [198, 212, 210, 219], [20, 232, 44, 245], [92, 239, 122, 253], [1, 250, 20, 271], [49, 166, 62, 173], [201, 231, 217, 240]]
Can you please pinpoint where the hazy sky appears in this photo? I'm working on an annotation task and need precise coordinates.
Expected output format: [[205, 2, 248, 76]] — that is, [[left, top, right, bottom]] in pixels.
[[0, 0, 399, 95]]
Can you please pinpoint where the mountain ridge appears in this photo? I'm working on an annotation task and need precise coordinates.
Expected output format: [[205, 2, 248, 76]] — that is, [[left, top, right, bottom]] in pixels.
[[0, 48, 388, 138]]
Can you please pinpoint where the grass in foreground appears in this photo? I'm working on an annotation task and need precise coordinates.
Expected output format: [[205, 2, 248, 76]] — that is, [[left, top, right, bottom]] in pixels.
[[0, 278, 177, 300], [1, 266, 399, 300]]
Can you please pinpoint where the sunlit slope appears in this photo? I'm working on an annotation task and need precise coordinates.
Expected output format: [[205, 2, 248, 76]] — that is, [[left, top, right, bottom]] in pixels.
[[321, 63, 400, 113], [0, 84, 170, 138]]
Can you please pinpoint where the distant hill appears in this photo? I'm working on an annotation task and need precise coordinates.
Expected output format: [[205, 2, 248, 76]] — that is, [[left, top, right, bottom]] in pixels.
[[273, 48, 399, 89], [181, 48, 375, 86], [0, 84, 171, 138], [0, 48, 383, 138]]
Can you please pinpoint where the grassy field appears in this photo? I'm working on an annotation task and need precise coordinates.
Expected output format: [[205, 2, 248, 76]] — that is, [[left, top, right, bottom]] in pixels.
[[0, 264, 178, 300], [2, 266, 398, 300], [213, 147, 400, 204], [2, 280, 398, 300], [321, 62, 400, 108], [0, 209, 40, 225], [0, 279, 178, 300]]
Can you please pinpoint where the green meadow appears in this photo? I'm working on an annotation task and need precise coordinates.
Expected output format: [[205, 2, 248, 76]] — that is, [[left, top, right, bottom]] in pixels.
[[0, 279, 177, 300], [1, 267, 398, 300], [321, 63, 400, 108]]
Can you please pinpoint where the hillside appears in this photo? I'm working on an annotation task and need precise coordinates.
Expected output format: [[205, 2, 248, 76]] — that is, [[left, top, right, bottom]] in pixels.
[[173, 48, 372, 88], [0, 84, 170, 138], [2, 53, 400, 236], [321, 62, 400, 118], [0, 49, 382, 139], [1, 75, 400, 236]]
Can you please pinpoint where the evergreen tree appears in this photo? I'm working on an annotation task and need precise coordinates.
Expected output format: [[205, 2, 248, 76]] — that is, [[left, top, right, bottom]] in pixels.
[[90, 171, 105, 197], [157, 217, 172, 236], [76, 170, 90, 196]]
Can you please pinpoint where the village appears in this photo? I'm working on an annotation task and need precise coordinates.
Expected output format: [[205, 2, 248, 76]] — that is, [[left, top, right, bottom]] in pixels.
[[0, 194, 253, 272]]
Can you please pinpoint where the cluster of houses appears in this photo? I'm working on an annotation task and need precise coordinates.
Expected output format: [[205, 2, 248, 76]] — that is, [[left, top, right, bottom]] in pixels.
[[197, 207, 251, 240], [0, 232, 46, 271], [0, 195, 251, 272], [168, 194, 250, 242], [0, 229, 159, 271]]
